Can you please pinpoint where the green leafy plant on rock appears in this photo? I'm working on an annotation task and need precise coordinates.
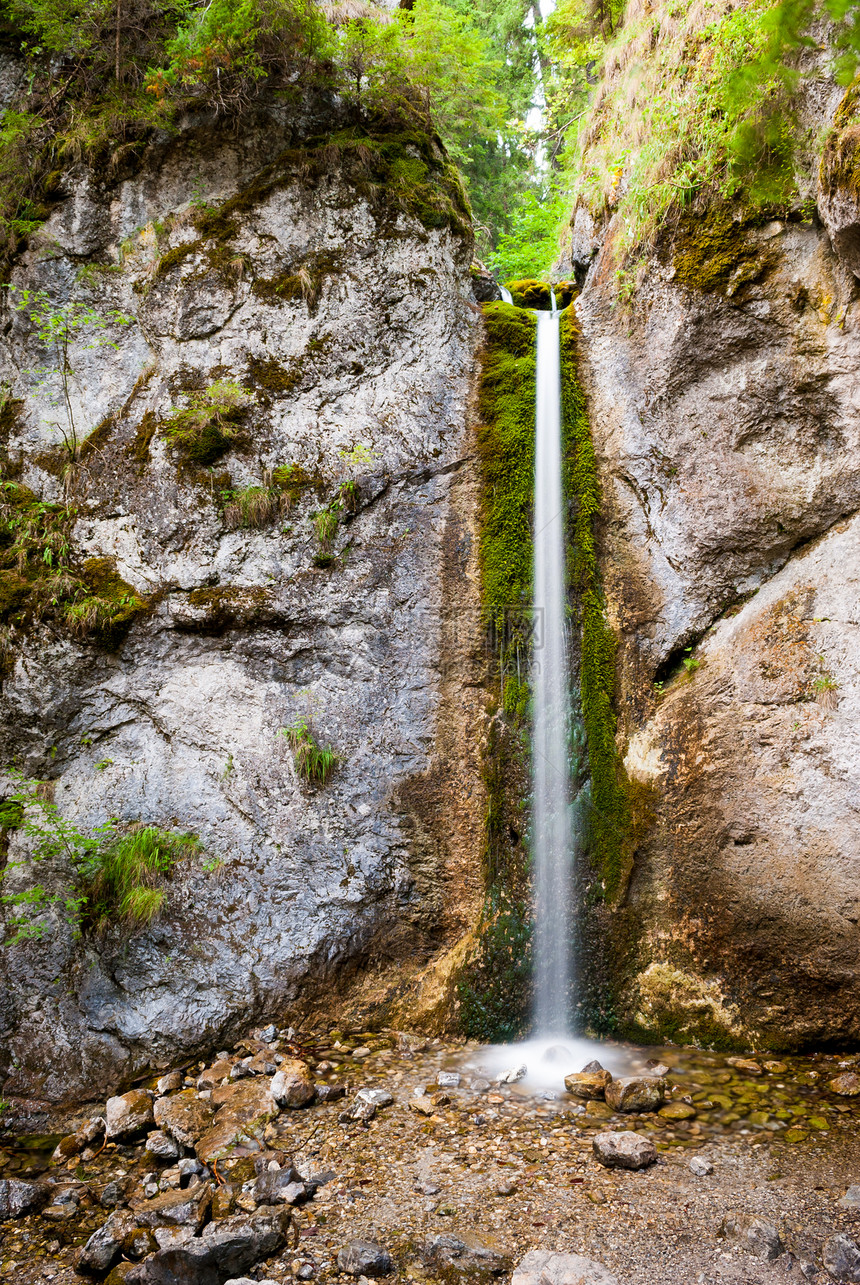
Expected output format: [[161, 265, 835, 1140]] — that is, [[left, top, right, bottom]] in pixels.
[[87, 825, 200, 931], [162, 380, 251, 466], [221, 479, 283, 530], [0, 772, 199, 943], [3, 287, 134, 478]]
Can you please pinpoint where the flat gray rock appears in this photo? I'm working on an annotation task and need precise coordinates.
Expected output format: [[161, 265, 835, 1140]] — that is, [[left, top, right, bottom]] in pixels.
[[512, 1250, 619, 1285], [823, 1233, 860, 1282]]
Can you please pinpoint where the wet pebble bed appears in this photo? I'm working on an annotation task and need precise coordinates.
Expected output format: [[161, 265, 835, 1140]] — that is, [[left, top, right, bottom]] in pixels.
[[2, 1028, 860, 1284]]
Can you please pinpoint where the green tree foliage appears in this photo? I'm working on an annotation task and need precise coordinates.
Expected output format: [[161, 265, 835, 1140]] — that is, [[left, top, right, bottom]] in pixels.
[[442, 0, 541, 249], [0, 0, 530, 254], [489, 184, 570, 283]]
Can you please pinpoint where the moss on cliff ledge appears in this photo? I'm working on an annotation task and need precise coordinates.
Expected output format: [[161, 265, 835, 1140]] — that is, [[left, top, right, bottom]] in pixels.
[[820, 77, 860, 196], [505, 279, 553, 310], [669, 207, 777, 295]]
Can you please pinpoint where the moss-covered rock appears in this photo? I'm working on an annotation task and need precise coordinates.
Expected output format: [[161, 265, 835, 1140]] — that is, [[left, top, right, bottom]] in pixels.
[[505, 279, 553, 310], [669, 207, 775, 295]]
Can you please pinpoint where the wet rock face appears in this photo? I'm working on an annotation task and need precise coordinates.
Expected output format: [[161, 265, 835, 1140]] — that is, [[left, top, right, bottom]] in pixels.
[[0, 102, 486, 1102], [576, 84, 860, 1046]]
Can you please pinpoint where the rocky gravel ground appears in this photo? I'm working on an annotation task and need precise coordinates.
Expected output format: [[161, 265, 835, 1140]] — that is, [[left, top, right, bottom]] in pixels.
[[2, 1027, 860, 1284]]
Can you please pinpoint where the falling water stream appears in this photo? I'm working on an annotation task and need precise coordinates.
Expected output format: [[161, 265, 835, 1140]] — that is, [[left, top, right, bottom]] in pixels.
[[532, 295, 575, 1038], [460, 288, 621, 1088]]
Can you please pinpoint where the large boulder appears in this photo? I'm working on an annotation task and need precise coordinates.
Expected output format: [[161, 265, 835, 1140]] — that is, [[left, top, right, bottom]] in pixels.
[[127, 1207, 291, 1284], [131, 1183, 212, 1232], [196, 1078, 278, 1163]]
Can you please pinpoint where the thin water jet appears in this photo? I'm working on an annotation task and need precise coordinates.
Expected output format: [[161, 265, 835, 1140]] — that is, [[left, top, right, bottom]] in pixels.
[[532, 296, 575, 1039]]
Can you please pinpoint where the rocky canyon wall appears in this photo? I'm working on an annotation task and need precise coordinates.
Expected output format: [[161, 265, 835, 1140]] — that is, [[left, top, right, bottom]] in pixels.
[[0, 95, 489, 1103], [568, 58, 860, 1048]]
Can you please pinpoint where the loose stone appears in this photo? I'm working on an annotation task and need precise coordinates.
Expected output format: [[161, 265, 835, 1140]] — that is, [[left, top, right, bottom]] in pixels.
[[105, 1090, 156, 1140], [720, 1215, 783, 1261], [145, 1131, 181, 1161], [271, 1058, 316, 1108], [727, 1058, 763, 1075], [592, 1132, 657, 1170], [564, 1069, 612, 1100], [604, 1076, 665, 1112], [829, 1073, 860, 1096], [496, 1065, 527, 1084], [689, 1156, 714, 1176], [356, 1087, 394, 1107], [658, 1101, 696, 1120], [823, 1233, 860, 1282], [156, 1071, 184, 1095], [337, 1240, 392, 1276], [0, 1178, 49, 1219], [422, 1232, 511, 1275]]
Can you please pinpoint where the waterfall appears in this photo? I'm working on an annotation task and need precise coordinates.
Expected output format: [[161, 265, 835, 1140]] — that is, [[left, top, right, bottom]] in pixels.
[[532, 298, 574, 1037], [500, 285, 513, 305]]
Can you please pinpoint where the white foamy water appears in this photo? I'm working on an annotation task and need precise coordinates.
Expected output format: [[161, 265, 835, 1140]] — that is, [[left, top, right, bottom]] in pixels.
[[500, 285, 513, 304], [461, 1036, 641, 1094], [532, 303, 575, 1037]]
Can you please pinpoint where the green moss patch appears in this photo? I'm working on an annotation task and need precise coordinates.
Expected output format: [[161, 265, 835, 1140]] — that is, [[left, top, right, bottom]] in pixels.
[[162, 380, 251, 467], [560, 309, 632, 903], [0, 482, 147, 649], [476, 302, 536, 619], [455, 300, 536, 1042], [505, 279, 553, 309], [245, 355, 304, 397], [820, 79, 860, 197], [669, 207, 775, 295], [251, 252, 342, 312], [71, 556, 147, 648]]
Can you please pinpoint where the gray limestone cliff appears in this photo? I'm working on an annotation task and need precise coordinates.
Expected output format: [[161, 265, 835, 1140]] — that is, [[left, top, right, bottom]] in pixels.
[[0, 102, 489, 1103], [569, 76, 860, 1049]]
